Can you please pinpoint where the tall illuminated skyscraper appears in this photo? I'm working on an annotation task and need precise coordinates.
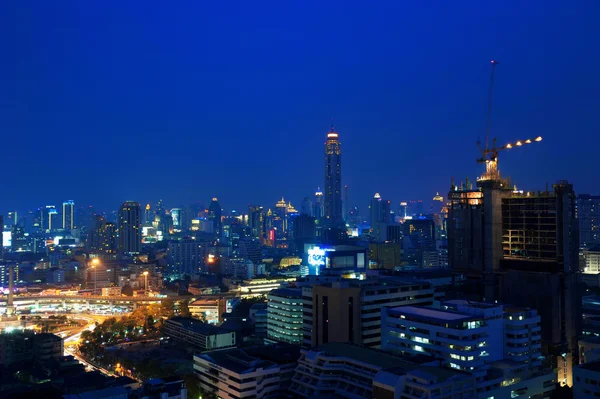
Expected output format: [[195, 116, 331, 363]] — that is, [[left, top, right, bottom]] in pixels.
[[118, 201, 141, 254], [62, 200, 75, 230], [324, 124, 342, 224]]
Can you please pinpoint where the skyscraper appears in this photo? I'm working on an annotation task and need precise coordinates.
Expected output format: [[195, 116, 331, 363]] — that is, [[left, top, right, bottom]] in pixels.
[[324, 124, 342, 224], [248, 205, 265, 241], [577, 194, 600, 248], [118, 201, 141, 254], [62, 200, 75, 231], [313, 188, 324, 219], [208, 198, 222, 238], [40, 206, 58, 232]]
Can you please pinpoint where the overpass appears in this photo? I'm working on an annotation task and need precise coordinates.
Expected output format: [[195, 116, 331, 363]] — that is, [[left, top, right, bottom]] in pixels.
[[0, 295, 194, 312]]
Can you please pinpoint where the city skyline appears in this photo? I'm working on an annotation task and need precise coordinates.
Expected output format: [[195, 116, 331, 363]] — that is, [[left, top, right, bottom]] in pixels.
[[1, 2, 598, 212]]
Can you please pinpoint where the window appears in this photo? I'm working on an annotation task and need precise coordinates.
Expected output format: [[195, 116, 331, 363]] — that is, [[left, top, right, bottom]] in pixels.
[[414, 345, 424, 352]]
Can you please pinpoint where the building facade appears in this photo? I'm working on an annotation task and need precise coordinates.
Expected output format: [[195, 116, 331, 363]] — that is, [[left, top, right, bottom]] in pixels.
[[304, 277, 435, 348], [266, 288, 303, 345], [118, 201, 141, 254], [164, 317, 235, 351]]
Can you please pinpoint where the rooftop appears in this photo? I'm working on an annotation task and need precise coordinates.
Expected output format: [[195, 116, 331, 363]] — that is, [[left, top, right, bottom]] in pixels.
[[166, 317, 230, 335], [197, 348, 278, 374], [268, 287, 302, 298], [580, 361, 600, 373], [311, 342, 418, 370], [388, 306, 473, 322]]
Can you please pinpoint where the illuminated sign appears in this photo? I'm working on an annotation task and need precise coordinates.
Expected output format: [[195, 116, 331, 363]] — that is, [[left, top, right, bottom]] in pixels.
[[307, 246, 334, 267]]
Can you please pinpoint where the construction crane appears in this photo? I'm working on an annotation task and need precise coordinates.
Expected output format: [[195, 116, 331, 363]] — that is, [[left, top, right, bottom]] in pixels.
[[476, 60, 542, 181]]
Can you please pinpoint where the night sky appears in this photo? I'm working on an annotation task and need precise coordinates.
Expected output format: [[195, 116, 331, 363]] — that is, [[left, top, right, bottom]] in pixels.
[[1, 1, 598, 215]]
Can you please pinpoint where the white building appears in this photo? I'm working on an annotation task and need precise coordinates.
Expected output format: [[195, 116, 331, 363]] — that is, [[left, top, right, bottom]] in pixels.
[[290, 342, 476, 399], [266, 288, 303, 345], [381, 300, 555, 399], [194, 347, 291, 399], [188, 297, 227, 324]]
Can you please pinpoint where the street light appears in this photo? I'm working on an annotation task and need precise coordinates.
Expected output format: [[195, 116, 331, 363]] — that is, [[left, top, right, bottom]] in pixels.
[[91, 259, 99, 294], [143, 271, 149, 296]]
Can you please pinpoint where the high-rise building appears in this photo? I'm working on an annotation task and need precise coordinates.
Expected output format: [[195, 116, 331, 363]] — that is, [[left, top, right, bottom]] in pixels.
[[248, 205, 265, 241], [403, 217, 437, 267], [577, 194, 600, 248], [40, 206, 58, 232], [208, 198, 222, 238], [370, 193, 390, 239], [62, 200, 75, 231], [301, 197, 312, 216], [448, 177, 580, 386], [118, 201, 141, 254], [398, 202, 408, 219], [167, 239, 208, 276], [324, 124, 343, 224], [6, 212, 17, 227], [313, 188, 324, 219], [171, 208, 182, 231], [144, 203, 152, 226], [267, 288, 303, 345], [303, 277, 434, 349]]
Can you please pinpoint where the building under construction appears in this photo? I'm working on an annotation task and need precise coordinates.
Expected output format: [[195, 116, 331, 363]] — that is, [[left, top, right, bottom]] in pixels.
[[448, 175, 581, 386], [447, 60, 581, 386]]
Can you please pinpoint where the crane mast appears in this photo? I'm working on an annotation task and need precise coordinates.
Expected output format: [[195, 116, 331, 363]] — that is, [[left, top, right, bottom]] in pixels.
[[476, 60, 542, 182]]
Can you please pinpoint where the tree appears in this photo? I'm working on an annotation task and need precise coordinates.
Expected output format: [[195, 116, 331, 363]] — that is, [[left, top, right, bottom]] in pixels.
[[121, 284, 134, 297], [160, 300, 175, 318], [179, 300, 191, 318]]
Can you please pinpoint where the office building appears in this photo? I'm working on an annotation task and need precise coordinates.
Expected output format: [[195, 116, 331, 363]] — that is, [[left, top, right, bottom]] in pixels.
[[117, 201, 141, 254], [40, 205, 58, 232], [313, 187, 324, 219], [577, 194, 600, 248], [164, 317, 235, 351], [238, 238, 262, 265], [369, 242, 402, 269], [250, 303, 268, 337], [167, 239, 207, 276], [370, 193, 391, 239], [88, 215, 117, 254], [0, 331, 63, 367], [324, 124, 343, 224], [266, 288, 302, 345], [448, 178, 580, 385], [188, 297, 227, 324], [208, 197, 222, 238], [300, 196, 312, 216], [46, 268, 65, 284], [381, 300, 555, 398], [290, 342, 476, 399], [403, 217, 437, 267], [62, 200, 75, 231], [170, 207, 182, 231], [304, 277, 434, 348], [194, 345, 300, 399], [248, 205, 265, 241]]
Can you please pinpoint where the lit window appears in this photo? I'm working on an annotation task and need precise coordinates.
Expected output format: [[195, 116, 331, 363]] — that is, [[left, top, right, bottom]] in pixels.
[[414, 345, 424, 352]]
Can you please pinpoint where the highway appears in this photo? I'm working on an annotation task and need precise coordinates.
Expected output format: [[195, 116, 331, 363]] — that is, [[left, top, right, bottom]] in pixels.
[[62, 315, 114, 375]]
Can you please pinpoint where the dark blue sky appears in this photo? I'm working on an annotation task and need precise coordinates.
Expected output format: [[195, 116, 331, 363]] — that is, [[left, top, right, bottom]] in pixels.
[[1, 1, 598, 215]]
